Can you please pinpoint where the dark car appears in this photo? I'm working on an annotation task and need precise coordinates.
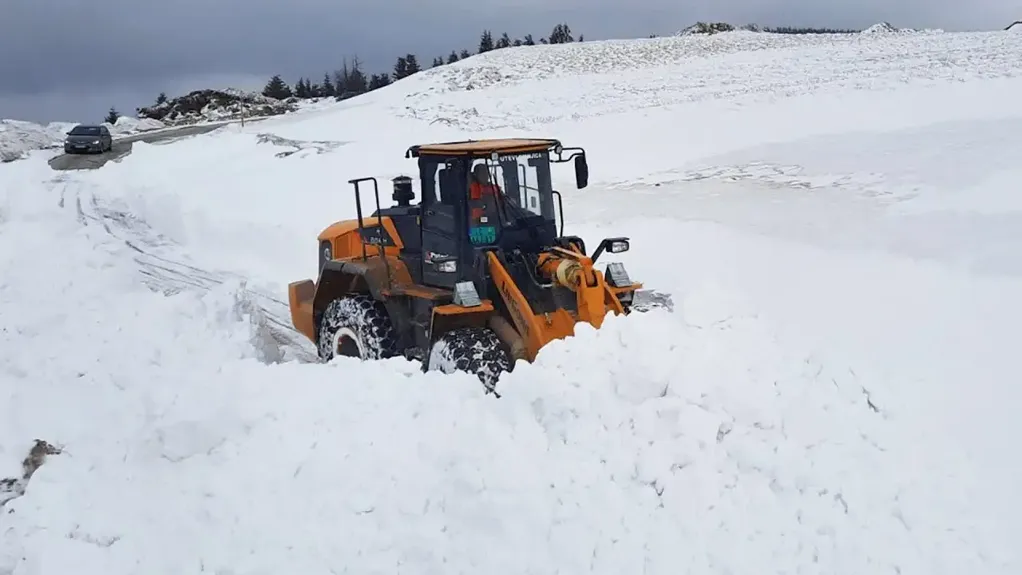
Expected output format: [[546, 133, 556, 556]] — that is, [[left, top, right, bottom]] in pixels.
[[64, 124, 113, 154]]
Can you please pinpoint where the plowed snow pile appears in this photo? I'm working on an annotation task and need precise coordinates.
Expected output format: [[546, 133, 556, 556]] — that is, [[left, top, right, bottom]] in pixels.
[[2, 30, 1021, 574]]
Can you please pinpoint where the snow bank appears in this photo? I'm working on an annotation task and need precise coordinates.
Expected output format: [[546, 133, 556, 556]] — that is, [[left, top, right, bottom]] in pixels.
[[860, 21, 944, 35], [0, 119, 74, 162], [106, 116, 165, 136]]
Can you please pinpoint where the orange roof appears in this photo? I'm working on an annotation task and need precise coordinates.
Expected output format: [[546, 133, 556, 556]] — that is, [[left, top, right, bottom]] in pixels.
[[411, 138, 560, 156]]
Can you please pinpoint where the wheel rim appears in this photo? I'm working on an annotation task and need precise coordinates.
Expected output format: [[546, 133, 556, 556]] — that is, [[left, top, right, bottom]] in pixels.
[[331, 327, 366, 359]]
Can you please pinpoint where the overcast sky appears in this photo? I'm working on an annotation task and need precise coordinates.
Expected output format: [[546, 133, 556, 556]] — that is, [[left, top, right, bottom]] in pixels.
[[1, 0, 1016, 124]]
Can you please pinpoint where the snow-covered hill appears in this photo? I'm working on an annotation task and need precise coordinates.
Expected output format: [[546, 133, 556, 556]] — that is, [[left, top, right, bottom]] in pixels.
[[2, 30, 1021, 574]]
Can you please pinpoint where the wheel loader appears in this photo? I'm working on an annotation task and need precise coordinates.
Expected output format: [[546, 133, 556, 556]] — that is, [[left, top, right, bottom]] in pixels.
[[287, 138, 672, 391]]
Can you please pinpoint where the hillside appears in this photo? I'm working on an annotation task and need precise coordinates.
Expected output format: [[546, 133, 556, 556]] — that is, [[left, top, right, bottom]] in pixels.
[[2, 28, 1022, 575]]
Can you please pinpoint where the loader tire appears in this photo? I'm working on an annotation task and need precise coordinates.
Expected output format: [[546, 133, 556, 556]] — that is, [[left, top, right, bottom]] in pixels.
[[317, 294, 399, 362], [427, 327, 513, 390]]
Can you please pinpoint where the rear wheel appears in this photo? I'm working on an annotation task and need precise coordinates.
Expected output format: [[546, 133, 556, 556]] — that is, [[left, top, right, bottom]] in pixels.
[[317, 294, 399, 361], [427, 327, 513, 391]]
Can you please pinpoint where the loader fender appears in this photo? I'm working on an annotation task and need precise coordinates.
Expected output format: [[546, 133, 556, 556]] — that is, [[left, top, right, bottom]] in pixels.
[[288, 279, 317, 342], [311, 257, 413, 341], [428, 301, 496, 348]]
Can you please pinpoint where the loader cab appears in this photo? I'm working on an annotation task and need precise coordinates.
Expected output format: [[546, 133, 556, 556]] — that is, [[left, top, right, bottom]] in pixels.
[[406, 138, 588, 290]]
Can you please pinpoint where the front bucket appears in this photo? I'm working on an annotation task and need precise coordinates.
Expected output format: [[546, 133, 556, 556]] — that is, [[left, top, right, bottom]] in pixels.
[[631, 289, 674, 313]]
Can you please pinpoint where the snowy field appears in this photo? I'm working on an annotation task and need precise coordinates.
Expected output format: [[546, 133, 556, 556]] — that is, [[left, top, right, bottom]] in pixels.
[[2, 29, 1021, 574]]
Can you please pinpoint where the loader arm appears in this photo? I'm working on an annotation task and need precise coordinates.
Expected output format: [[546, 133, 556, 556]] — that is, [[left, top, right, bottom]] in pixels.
[[486, 248, 635, 361], [486, 251, 576, 361]]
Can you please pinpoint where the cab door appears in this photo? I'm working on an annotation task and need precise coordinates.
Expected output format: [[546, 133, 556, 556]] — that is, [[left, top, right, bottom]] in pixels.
[[420, 165, 465, 288]]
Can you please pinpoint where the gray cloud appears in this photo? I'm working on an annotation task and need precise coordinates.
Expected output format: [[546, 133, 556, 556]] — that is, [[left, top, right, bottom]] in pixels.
[[1, 0, 1015, 123]]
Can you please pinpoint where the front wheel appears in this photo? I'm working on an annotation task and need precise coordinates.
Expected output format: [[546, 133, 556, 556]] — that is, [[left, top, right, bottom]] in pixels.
[[317, 294, 399, 361], [427, 327, 513, 391]]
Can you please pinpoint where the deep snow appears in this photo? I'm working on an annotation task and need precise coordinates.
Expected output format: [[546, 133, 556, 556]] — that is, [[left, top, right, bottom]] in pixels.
[[2, 30, 1020, 574]]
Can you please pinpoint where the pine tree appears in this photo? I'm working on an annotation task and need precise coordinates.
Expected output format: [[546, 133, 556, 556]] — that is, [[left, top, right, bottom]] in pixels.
[[405, 54, 421, 75], [262, 75, 291, 99], [156, 92, 167, 105], [333, 67, 346, 96], [432, 56, 444, 67], [460, 49, 471, 59], [447, 51, 459, 64], [295, 78, 315, 98], [578, 34, 584, 41], [513, 38, 523, 47], [104, 106, 119, 124], [523, 34, 535, 45], [344, 56, 368, 95], [321, 73, 335, 97], [548, 23, 573, 44], [393, 56, 408, 80], [478, 30, 494, 52], [496, 32, 511, 48], [369, 73, 391, 90]]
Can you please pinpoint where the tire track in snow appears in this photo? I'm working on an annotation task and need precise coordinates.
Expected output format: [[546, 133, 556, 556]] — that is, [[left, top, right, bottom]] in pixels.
[[51, 176, 319, 363]]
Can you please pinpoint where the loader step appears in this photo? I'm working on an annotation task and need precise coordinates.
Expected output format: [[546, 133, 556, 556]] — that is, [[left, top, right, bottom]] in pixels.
[[383, 283, 453, 301]]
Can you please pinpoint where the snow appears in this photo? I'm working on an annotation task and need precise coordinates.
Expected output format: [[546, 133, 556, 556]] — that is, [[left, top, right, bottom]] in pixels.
[[106, 116, 165, 136], [2, 29, 1021, 574], [0, 120, 75, 162]]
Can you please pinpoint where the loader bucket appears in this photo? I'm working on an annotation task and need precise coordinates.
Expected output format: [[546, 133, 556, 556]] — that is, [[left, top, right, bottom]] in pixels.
[[631, 289, 674, 313]]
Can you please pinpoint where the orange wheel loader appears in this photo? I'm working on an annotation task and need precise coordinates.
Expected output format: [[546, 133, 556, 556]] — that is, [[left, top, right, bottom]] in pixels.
[[287, 138, 672, 392]]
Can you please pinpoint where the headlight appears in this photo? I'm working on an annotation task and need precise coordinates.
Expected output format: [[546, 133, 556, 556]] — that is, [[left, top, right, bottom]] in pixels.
[[608, 240, 629, 253], [318, 241, 332, 271]]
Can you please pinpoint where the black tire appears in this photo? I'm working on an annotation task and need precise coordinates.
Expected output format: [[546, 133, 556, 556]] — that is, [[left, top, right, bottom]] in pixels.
[[427, 327, 513, 390], [317, 294, 399, 361]]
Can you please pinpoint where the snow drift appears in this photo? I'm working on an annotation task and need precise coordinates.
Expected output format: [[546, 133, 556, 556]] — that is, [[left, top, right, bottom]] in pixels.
[[0, 120, 75, 162]]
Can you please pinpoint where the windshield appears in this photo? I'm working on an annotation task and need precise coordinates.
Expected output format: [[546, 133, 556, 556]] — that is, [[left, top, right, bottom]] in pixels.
[[473, 151, 555, 221], [69, 126, 101, 136]]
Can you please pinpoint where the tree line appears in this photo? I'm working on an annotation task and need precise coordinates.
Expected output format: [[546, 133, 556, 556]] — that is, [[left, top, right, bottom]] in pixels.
[[260, 23, 581, 101]]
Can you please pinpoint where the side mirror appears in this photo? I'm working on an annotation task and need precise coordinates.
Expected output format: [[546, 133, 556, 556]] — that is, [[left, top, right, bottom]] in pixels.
[[574, 154, 588, 189]]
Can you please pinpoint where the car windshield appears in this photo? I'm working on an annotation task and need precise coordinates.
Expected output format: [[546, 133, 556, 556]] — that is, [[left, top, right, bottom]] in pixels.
[[69, 126, 101, 136]]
